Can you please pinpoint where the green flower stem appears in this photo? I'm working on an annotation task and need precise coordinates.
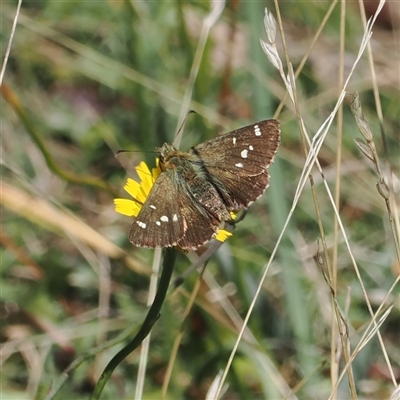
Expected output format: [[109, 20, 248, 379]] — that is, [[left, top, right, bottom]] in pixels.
[[90, 248, 177, 400]]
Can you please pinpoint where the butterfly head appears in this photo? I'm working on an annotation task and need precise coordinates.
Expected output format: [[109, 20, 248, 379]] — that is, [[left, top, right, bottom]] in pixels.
[[156, 143, 179, 171]]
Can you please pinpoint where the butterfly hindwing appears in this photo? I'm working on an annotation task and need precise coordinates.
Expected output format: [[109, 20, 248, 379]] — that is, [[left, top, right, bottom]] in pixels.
[[211, 168, 271, 209], [176, 188, 221, 250]]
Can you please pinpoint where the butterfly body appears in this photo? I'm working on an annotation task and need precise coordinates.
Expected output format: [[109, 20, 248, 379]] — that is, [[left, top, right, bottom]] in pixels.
[[158, 144, 232, 221], [129, 119, 280, 250]]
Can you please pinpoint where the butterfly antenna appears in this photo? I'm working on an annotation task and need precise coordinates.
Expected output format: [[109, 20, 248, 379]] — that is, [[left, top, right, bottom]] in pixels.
[[173, 110, 196, 146], [114, 149, 157, 158]]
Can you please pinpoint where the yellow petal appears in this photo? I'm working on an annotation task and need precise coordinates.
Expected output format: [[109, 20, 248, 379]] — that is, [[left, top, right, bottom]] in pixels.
[[136, 161, 154, 196], [134, 183, 147, 203], [152, 158, 161, 182], [114, 199, 141, 217], [229, 211, 238, 220], [136, 161, 152, 183], [124, 178, 141, 198], [115, 160, 161, 219], [215, 229, 233, 242]]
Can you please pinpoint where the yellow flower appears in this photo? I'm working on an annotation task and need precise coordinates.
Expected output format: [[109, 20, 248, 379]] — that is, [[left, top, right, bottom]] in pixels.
[[114, 161, 160, 217], [114, 161, 233, 245]]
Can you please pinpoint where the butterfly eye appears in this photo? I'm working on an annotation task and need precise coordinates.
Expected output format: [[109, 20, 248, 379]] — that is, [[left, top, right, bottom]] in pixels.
[[159, 155, 167, 170]]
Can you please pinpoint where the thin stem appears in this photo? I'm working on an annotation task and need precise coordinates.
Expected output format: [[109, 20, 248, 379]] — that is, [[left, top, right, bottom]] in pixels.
[[90, 248, 177, 400]]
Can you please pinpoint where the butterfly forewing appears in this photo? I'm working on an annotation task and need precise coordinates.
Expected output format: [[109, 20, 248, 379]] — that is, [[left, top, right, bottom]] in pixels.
[[191, 119, 280, 177], [129, 173, 185, 248], [190, 119, 280, 209], [129, 169, 222, 249]]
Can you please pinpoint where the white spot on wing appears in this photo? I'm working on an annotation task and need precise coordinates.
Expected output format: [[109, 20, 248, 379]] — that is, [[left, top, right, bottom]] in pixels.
[[241, 149, 248, 158], [173, 214, 178, 222], [249, 145, 254, 150], [137, 221, 147, 229], [235, 162, 243, 168], [254, 125, 261, 136], [150, 205, 156, 209], [160, 215, 169, 222], [156, 221, 161, 226], [232, 137, 237, 145]]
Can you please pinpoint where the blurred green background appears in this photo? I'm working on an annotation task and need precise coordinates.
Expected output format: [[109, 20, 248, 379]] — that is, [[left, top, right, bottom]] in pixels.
[[1, 1, 399, 399]]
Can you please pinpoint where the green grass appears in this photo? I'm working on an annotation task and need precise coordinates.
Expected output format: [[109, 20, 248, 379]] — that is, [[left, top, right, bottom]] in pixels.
[[1, 1, 399, 399]]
